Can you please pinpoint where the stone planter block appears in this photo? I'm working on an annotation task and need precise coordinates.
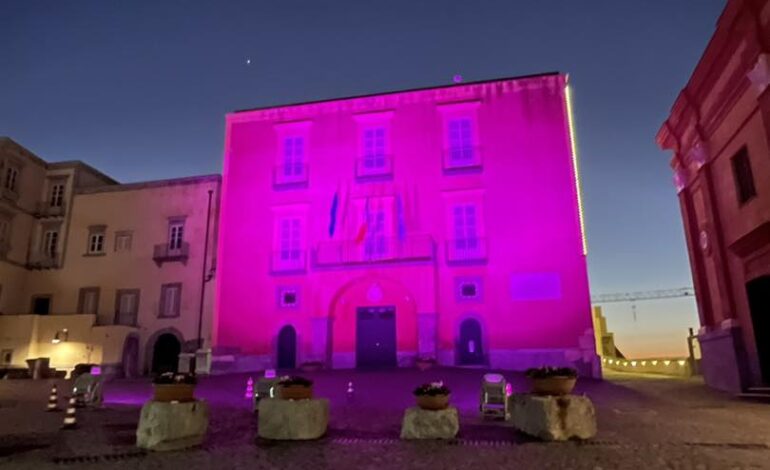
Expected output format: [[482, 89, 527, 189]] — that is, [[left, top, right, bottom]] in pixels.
[[510, 394, 596, 441], [400, 406, 459, 440], [136, 400, 209, 451], [258, 398, 329, 440]]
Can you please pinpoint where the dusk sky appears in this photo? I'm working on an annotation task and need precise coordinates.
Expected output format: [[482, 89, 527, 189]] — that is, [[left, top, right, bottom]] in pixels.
[[1, 1, 726, 356]]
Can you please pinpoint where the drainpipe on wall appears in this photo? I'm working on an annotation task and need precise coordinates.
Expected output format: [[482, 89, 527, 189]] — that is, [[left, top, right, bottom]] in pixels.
[[196, 189, 214, 354]]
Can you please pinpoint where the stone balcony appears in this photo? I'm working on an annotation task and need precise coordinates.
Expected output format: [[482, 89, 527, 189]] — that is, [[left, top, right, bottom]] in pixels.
[[0, 186, 20, 204], [153, 242, 190, 265], [27, 252, 60, 269], [314, 235, 435, 267], [34, 201, 66, 218]]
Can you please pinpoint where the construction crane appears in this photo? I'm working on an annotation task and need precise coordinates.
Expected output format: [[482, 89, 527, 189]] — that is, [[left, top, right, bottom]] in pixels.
[[591, 287, 695, 321]]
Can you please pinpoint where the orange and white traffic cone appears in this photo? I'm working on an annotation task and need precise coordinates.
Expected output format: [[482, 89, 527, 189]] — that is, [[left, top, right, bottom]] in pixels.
[[61, 397, 77, 430], [46, 384, 60, 412]]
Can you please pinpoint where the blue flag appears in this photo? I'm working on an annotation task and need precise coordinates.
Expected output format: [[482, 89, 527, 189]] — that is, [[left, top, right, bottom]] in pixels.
[[328, 190, 339, 237]]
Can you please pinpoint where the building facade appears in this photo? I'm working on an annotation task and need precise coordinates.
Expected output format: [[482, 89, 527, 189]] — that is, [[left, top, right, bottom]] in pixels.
[[216, 73, 598, 376], [657, 0, 770, 392], [0, 137, 220, 376]]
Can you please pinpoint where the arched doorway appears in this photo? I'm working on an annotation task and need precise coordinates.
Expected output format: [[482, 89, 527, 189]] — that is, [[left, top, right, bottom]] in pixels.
[[277, 325, 297, 370], [121, 334, 139, 379], [458, 318, 484, 365], [151, 333, 181, 374]]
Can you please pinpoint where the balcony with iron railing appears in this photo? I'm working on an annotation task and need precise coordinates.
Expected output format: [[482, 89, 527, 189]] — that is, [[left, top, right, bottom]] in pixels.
[[355, 155, 393, 180], [442, 146, 483, 172], [445, 237, 488, 263], [271, 250, 307, 273], [34, 201, 66, 218], [273, 163, 309, 187], [315, 235, 435, 267], [27, 251, 60, 269], [153, 242, 190, 265]]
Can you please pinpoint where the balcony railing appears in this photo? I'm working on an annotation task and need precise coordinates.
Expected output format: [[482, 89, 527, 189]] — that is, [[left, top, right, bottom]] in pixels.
[[34, 201, 66, 218], [355, 155, 393, 179], [445, 238, 488, 263], [442, 146, 483, 172], [153, 242, 190, 264], [273, 163, 309, 187], [315, 235, 435, 266], [1, 186, 19, 203], [113, 312, 138, 327], [271, 250, 307, 273], [27, 251, 60, 269]]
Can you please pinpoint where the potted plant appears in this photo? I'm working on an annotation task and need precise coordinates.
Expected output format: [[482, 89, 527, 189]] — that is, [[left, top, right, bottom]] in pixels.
[[526, 367, 578, 396], [277, 375, 313, 400], [299, 361, 324, 373], [413, 381, 451, 410], [415, 356, 437, 371], [153, 372, 197, 402]]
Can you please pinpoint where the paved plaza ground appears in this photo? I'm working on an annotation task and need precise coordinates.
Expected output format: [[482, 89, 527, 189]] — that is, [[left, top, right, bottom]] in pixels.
[[0, 368, 769, 469]]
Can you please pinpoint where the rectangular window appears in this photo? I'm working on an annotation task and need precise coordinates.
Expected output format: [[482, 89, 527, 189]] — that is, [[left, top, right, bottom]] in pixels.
[[50, 183, 65, 208], [159, 283, 182, 318], [447, 118, 475, 165], [364, 210, 388, 259], [115, 231, 132, 252], [279, 218, 302, 261], [453, 204, 479, 253], [87, 227, 106, 254], [168, 221, 185, 251], [732, 147, 757, 204], [363, 127, 387, 169], [282, 136, 305, 177], [43, 230, 58, 257], [4, 166, 19, 192], [115, 289, 139, 326], [78, 287, 100, 315]]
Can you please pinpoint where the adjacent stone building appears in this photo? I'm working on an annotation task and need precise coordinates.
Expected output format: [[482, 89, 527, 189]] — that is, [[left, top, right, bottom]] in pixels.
[[657, 0, 770, 392], [0, 137, 220, 376]]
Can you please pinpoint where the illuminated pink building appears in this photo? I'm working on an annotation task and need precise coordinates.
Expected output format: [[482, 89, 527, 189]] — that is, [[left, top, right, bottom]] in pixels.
[[215, 73, 598, 376]]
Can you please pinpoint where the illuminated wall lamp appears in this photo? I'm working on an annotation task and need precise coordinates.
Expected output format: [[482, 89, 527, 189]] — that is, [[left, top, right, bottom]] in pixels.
[[52, 328, 69, 344]]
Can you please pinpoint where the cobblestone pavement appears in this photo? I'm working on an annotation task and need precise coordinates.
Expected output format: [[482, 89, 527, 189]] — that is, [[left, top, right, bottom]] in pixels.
[[1, 368, 769, 469]]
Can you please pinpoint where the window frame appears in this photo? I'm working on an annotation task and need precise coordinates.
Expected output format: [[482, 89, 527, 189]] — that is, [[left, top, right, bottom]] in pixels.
[[86, 225, 107, 255], [78, 287, 101, 315], [158, 283, 182, 318], [168, 218, 186, 252], [114, 289, 140, 326], [731, 146, 757, 205], [114, 231, 133, 252]]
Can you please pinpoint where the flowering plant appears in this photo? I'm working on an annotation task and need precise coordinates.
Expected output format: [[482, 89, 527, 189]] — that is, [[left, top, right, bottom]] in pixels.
[[413, 381, 450, 396], [152, 372, 197, 385], [277, 375, 313, 387], [525, 367, 578, 379]]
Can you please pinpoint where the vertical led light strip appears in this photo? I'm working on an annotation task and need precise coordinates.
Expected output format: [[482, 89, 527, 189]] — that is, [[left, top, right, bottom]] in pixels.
[[565, 84, 588, 255]]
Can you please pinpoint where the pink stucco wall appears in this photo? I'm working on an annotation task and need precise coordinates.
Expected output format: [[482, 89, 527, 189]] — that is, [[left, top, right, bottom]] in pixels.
[[216, 73, 597, 375]]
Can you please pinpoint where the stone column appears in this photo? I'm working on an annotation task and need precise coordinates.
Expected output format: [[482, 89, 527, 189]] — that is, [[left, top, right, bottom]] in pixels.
[[417, 313, 437, 358]]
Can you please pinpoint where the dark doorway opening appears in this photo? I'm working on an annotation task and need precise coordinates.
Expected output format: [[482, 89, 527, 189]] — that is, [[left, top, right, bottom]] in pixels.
[[122, 335, 139, 379], [458, 318, 484, 365], [277, 325, 297, 369], [356, 306, 397, 369], [31, 296, 51, 315], [151, 333, 181, 374], [747, 276, 770, 383]]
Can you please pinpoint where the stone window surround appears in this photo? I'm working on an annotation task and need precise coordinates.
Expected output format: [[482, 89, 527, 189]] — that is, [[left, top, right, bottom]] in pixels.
[[454, 276, 483, 302], [85, 225, 107, 256], [77, 286, 100, 315], [114, 230, 133, 252], [114, 289, 140, 326], [159, 283, 182, 318], [277, 285, 300, 309]]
